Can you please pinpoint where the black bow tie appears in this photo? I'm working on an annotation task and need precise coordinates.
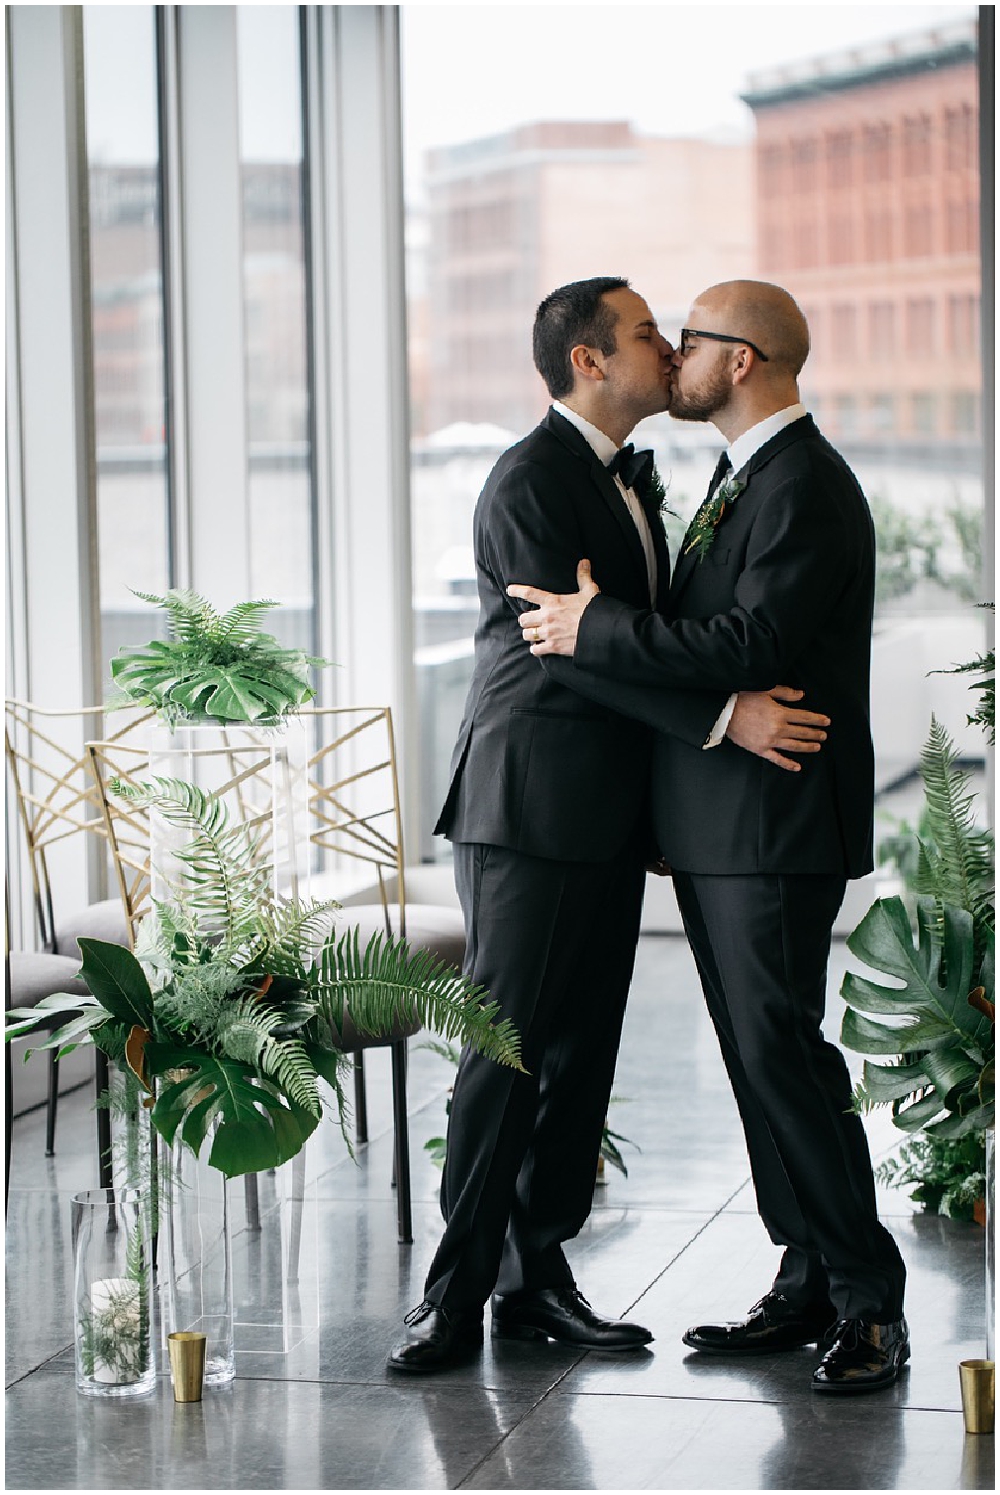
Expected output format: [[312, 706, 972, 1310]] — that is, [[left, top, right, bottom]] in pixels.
[[607, 444, 655, 493]]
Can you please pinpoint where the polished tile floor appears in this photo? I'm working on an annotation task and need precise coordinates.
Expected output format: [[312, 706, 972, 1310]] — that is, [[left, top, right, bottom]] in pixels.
[[5, 935, 994, 1490]]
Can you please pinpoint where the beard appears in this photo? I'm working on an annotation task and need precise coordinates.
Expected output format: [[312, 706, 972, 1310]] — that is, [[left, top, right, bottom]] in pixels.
[[670, 361, 732, 423]]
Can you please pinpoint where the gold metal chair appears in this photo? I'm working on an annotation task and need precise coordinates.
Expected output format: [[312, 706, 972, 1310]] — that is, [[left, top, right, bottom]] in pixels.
[[305, 706, 467, 1244], [4, 700, 152, 1164]]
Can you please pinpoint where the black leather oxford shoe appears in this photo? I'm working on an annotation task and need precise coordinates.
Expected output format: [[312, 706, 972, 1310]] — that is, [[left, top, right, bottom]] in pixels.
[[491, 1287, 652, 1350], [682, 1292, 837, 1355], [386, 1301, 483, 1374], [811, 1316, 910, 1393]]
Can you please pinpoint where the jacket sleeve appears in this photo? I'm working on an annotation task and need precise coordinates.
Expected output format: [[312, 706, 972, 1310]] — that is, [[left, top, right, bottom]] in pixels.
[[486, 461, 728, 749], [575, 472, 857, 691]]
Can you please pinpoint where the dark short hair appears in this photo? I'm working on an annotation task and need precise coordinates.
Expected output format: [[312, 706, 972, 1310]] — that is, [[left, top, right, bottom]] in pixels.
[[533, 277, 630, 398]]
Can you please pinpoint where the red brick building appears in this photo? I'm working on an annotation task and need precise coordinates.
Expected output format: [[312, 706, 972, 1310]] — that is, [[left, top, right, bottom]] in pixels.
[[743, 19, 980, 464]]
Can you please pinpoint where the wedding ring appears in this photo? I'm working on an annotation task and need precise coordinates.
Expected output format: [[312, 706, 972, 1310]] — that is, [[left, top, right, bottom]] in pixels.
[[532, 628, 542, 643]]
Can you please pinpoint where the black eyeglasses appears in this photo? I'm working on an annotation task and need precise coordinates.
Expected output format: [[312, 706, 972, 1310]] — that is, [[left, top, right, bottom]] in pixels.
[[680, 328, 769, 362]]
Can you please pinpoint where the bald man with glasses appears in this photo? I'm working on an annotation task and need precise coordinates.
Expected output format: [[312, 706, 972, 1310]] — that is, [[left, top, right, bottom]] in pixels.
[[509, 279, 908, 1397]]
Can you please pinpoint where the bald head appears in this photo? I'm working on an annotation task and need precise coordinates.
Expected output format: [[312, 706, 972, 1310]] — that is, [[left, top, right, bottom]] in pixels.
[[692, 281, 810, 377]]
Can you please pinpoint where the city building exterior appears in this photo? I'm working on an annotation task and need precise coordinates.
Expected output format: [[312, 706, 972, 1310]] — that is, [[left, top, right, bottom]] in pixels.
[[420, 120, 753, 436], [743, 18, 980, 466]]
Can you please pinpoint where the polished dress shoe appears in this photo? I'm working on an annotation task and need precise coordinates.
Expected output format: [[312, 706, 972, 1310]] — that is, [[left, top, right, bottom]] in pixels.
[[491, 1287, 652, 1350], [682, 1292, 837, 1355], [811, 1316, 910, 1393], [386, 1300, 483, 1374]]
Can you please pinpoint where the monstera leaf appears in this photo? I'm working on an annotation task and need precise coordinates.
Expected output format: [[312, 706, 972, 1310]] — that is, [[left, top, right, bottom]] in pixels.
[[145, 1042, 321, 1178], [841, 895, 994, 1139]]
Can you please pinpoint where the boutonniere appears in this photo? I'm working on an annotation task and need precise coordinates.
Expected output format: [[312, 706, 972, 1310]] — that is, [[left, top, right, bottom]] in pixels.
[[683, 473, 747, 561], [642, 463, 679, 521]]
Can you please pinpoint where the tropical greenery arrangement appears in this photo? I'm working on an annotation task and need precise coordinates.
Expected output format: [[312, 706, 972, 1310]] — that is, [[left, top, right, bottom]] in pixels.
[[5, 779, 523, 1178], [109, 589, 328, 725], [841, 626, 994, 1209]]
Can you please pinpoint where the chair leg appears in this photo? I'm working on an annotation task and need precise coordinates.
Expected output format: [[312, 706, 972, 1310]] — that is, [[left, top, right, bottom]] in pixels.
[[353, 1051, 368, 1146], [390, 1039, 412, 1245], [95, 1049, 112, 1189], [45, 1051, 59, 1156]]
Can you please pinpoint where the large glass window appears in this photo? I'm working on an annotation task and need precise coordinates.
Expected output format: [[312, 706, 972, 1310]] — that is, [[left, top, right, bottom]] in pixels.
[[83, 5, 169, 681], [402, 5, 985, 862], [237, 6, 316, 654]]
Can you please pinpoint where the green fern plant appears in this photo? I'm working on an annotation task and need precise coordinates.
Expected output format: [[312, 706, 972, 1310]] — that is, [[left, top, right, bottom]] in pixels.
[[6, 779, 523, 1178], [841, 714, 994, 1142], [109, 589, 329, 725]]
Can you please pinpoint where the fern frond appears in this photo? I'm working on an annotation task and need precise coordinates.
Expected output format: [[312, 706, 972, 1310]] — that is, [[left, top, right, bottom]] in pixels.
[[915, 717, 994, 945], [314, 928, 523, 1071], [259, 1034, 321, 1114], [110, 777, 272, 948], [216, 599, 280, 644]]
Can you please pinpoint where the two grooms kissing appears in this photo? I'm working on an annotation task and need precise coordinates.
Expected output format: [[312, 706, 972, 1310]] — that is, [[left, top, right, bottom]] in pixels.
[[387, 275, 908, 1398]]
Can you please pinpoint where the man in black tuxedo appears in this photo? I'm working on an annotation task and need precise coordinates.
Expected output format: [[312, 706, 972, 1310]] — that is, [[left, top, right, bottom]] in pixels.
[[509, 280, 908, 1395], [387, 277, 829, 1374]]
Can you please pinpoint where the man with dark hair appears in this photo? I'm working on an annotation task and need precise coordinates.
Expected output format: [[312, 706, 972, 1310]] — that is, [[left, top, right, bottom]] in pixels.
[[387, 277, 828, 1374], [509, 279, 909, 1395]]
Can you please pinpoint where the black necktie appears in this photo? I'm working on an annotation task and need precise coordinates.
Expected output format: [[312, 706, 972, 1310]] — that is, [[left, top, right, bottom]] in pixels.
[[607, 443, 655, 494], [704, 451, 731, 503]]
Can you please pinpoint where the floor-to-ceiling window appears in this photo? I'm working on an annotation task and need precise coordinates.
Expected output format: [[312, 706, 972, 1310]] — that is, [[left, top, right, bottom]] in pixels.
[[402, 4, 987, 863]]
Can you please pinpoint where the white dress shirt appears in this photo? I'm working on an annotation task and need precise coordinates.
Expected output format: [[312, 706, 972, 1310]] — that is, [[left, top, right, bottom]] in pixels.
[[552, 401, 734, 747], [552, 401, 657, 605]]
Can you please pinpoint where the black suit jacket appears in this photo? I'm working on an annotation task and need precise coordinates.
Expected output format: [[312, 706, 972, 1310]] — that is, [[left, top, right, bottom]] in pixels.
[[435, 408, 728, 863], [572, 416, 876, 877]]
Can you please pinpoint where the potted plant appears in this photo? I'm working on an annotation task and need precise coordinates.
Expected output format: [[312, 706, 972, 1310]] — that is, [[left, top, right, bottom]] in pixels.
[[6, 776, 522, 1176], [108, 589, 328, 726]]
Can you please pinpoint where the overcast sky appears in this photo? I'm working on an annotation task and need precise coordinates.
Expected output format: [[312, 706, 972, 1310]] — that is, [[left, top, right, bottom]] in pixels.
[[83, 1, 976, 170], [401, 2, 976, 180]]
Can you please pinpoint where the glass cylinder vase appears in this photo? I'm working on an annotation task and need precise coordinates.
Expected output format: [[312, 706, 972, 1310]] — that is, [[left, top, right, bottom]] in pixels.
[[148, 719, 310, 905], [163, 1135, 235, 1385], [986, 1126, 995, 1362], [71, 1188, 156, 1398]]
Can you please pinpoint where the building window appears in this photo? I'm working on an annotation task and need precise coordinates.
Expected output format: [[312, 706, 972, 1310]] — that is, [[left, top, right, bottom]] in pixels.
[[910, 393, 937, 434], [826, 130, 854, 189], [760, 143, 785, 199], [903, 201, 934, 258], [792, 217, 819, 268], [790, 137, 818, 191], [950, 391, 980, 436], [862, 123, 893, 183], [902, 113, 932, 175], [868, 301, 896, 360], [947, 294, 980, 355], [945, 104, 976, 171], [835, 394, 858, 436], [867, 394, 896, 435], [946, 195, 979, 254], [863, 207, 893, 262], [905, 299, 936, 356], [831, 304, 857, 361], [828, 212, 855, 264]]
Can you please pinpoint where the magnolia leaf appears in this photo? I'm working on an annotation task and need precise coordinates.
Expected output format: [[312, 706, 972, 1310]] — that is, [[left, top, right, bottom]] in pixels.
[[125, 1025, 153, 1094], [969, 986, 995, 1024], [145, 1043, 319, 1178], [77, 939, 155, 1031]]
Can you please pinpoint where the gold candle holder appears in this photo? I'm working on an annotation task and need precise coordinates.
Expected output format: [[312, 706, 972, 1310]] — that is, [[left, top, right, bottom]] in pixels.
[[168, 1332, 207, 1403], [959, 1359, 995, 1434]]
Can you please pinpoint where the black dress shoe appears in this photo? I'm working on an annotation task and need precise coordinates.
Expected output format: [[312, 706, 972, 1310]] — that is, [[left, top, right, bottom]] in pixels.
[[491, 1287, 652, 1350], [811, 1316, 910, 1394], [682, 1292, 837, 1356], [386, 1301, 483, 1374]]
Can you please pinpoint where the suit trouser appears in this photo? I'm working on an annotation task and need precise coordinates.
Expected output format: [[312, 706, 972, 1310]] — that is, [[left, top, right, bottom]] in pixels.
[[423, 838, 646, 1313], [672, 870, 906, 1322]]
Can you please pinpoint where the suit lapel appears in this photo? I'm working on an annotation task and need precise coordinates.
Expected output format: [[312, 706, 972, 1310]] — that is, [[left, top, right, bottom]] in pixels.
[[545, 409, 652, 587], [670, 415, 817, 604]]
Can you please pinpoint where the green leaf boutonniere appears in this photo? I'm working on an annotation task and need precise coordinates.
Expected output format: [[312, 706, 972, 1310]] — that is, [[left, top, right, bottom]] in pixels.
[[641, 462, 679, 521], [683, 473, 747, 562]]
